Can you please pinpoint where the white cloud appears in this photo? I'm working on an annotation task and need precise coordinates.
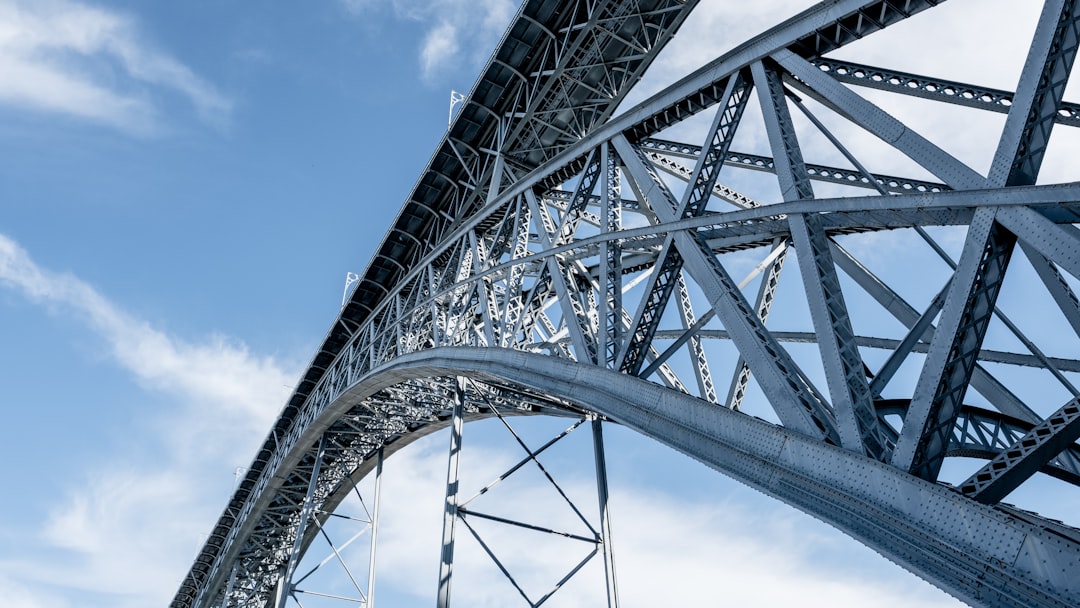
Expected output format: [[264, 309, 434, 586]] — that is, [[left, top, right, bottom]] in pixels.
[[0, 575, 71, 608], [0, 234, 286, 436], [342, 0, 515, 82], [0, 0, 231, 133], [420, 21, 461, 80], [0, 233, 296, 607]]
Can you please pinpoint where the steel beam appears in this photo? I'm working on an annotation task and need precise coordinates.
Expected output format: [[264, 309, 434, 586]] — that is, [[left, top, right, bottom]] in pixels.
[[618, 73, 752, 375], [367, 448, 383, 608], [960, 398, 1080, 504], [724, 241, 787, 411], [600, 144, 624, 369], [436, 380, 466, 608], [891, 208, 1016, 479], [752, 61, 813, 202], [641, 139, 950, 194], [895, 0, 1080, 480], [811, 57, 1080, 127], [274, 437, 327, 608], [989, 0, 1080, 187], [614, 134, 840, 443], [775, 50, 987, 191], [592, 418, 620, 608], [790, 214, 886, 458]]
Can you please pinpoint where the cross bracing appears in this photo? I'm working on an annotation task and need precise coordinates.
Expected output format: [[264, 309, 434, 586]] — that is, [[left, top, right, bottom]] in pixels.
[[177, 1, 1080, 607]]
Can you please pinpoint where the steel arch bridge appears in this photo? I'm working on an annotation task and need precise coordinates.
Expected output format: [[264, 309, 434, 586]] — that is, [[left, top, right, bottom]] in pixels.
[[175, 0, 1080, 606]]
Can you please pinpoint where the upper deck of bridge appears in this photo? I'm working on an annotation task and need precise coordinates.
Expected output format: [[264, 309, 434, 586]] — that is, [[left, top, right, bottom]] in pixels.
[[295, 0, 697, 413]]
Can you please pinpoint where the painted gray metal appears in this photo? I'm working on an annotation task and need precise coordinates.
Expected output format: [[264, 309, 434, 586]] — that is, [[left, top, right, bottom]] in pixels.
[[811, 57, 1080, 127], [174, 0, 1080, 606], [894, 0, 1080, 480], [233, 347, 1080, 607]]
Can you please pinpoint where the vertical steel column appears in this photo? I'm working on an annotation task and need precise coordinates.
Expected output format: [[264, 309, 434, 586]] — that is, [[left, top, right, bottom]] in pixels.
[[220, 564, 238, 608], [591, 417, 620, 608], [724, 239, 787, 411], [600, 143, 623, 369], [274, 435, 328, 608], [366, 448, 384, 607], [436, 378, 466, 608]]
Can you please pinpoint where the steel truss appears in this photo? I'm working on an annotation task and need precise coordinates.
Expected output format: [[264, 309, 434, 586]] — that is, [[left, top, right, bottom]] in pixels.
[[176, 1, 1080, 607]]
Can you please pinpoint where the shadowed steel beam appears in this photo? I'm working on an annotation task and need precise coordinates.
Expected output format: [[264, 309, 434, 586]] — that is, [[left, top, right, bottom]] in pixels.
[[829, 241, 1037, 424], [791, 214, 886, 458], [1024, 244, 1080, 338], [811, 57, 1080, 127], [894, 0, 1080, 480], [592, 419, 619, 607], [614, 134, 840, 443], [436, 380, 466, 608], [752, 61, 814, 201], [754, 58, 883, 457], [892, 206, 1015, 480], [618, 73, 752, 375], [990, 0, 1080, 187], [776, 50, 987, 191], [999, 206, 1080, 280], [641, 139, 950, 194], [600, 143, 624, 369], [960, 398, 1080, 504]]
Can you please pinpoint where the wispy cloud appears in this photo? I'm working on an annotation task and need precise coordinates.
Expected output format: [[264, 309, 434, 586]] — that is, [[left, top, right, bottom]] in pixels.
[[341, 0, 515, 83], [0, 575, 71, 608], [0, 233, 295, 606], [0, 0, 231, 133], [0, 234, 286, 434]]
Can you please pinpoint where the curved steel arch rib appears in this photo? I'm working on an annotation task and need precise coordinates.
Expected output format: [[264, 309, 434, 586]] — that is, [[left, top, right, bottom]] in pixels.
[[237, 348, 1080, 608]]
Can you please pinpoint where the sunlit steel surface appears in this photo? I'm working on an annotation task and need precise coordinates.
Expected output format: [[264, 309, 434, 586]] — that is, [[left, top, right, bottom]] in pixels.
[[175, 1, 1080, 606]]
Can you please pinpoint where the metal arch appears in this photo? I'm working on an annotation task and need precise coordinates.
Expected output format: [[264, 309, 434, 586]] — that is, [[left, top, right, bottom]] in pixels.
[[182, 187, 1080, 607], [240, 348, 1080, 607], [185, 188, 1080, 604], [177, 0, 1080, 607]]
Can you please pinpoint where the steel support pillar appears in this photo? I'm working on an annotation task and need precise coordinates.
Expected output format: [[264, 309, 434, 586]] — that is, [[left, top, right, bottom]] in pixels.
[[591, 418, 620, 608], [436, 379, 466, 608], [274, 436, 328, 608], [367, 447, 384, 607]]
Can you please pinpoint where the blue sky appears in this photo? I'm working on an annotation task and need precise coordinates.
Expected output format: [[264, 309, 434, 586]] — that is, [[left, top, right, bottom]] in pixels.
[[0, 0, 1025, 605]]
